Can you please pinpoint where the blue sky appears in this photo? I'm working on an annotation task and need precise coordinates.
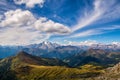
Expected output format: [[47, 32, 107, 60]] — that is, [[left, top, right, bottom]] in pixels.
[[0, 0, 120, 45]]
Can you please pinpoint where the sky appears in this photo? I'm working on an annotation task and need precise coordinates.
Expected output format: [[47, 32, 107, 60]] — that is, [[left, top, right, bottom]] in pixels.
[[0, 0, 120, 45]]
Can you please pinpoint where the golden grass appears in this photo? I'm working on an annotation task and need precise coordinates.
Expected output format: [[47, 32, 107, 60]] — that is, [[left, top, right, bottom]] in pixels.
[[15, 64, 105, 80]]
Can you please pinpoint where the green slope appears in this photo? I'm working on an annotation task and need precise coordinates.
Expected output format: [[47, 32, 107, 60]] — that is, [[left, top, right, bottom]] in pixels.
[[0, 51, 105, 80]]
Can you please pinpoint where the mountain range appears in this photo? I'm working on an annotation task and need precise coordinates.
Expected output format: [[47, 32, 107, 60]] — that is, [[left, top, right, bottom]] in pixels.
[[0, 41, 120, 59], [0, 51, 120, 80], [0, 42, 120, 67], [64, 48, 120, 67]]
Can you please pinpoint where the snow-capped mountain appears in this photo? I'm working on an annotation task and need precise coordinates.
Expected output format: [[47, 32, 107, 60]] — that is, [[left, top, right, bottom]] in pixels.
[[27, 41, 60, 50], [72, 41, 120, 50], [39, 41, 60, 50], [89, 44, 120, 51], [0, 41, 120, 59], [65, 40, 120, 50]]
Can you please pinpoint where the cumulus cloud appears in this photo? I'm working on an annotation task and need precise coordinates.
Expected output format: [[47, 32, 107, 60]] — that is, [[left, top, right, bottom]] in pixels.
[[14, 0, 45, 8], [0, 27, 50, 45], [34, 17, 71, 35], [0, 9, 71, 35], [0, 9, 49, 45], [0, 9, 36, 27], [0, 9, 71, 45], [64, 40, 98, 46]]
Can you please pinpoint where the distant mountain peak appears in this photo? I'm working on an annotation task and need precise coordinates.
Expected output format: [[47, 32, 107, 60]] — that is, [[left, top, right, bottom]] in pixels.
[[0, 51, 68, 68], [38, 41, 60, 50], [42, 41, 52, 45], [42, 41, 59, 46]]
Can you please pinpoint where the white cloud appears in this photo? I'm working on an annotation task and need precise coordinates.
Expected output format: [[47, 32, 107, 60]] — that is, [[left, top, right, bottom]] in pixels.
[[69, 24, 120, 38], [71, 0, 120, 31], [72, 0, 104, 32], [0, 27, 50, 45], [99, 25, 120, 30], [69, 29, 103, 38], [0, 0, 17, 14], [0, 0, 119, 45], [0, 9, 36, 27], [0, 9, 49, 45], [62, 40, 120, 46], [0, 9, 71, 45], [68, 0, 120, 38], [34, 17, 71, 35], [14, 0, 45, 8], [64, 40, 98, 46], [112, 42, 120, 46]]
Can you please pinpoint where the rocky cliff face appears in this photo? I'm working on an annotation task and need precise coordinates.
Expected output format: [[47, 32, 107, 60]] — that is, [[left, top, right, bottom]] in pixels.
[[93, 62, 120, 80], [111, 62, 120, 73]]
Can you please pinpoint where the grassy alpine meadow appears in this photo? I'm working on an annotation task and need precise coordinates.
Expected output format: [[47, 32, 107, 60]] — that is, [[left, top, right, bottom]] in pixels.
[[14, 64, 104, 80]]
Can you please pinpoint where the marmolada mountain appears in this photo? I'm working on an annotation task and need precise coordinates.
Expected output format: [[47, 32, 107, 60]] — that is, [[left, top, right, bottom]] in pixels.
[[0, 0, 120, 80]]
